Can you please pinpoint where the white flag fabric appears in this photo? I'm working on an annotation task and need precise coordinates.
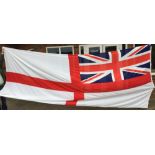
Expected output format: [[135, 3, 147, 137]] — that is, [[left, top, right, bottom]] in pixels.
[[0, 46, 154, 108]]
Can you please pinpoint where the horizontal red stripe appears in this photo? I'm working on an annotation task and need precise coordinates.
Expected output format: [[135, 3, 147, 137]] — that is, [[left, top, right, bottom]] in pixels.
[[120, 53, 150, 68], [82, 73, 151, 92], [6, 72, 151, 93], [80, 53, 150, 72], [6, 72, 78, 92]]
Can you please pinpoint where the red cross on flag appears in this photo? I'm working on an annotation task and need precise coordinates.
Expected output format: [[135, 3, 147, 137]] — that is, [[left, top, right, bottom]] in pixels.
[[0, 45, 154, 108]]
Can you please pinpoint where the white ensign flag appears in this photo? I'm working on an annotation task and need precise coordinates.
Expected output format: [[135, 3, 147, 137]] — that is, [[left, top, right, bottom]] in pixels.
[[0, 46, 154, 108]]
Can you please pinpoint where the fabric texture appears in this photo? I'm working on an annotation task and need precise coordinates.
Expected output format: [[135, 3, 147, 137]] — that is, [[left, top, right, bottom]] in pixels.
[[0, 45, 154, 108]]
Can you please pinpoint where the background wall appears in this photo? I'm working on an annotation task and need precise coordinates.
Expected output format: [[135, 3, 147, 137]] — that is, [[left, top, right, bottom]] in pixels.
[[0, 44, 80, 54]]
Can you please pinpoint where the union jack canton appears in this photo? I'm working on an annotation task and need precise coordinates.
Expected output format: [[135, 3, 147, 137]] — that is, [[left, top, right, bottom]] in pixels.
[[78, 45, 151, 91]]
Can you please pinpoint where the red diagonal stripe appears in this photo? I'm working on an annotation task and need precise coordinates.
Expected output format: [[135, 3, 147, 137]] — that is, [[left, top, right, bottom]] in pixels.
[[84, 54, 108, 62], [124, 68, 149, 74], [128, 45, 146, 57], [82, 73, 104, 83]]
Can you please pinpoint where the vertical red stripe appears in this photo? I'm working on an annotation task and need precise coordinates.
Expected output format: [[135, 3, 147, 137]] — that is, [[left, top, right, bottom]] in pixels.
[[66, 55, 84, 106], [111, 52, 122, 81]]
